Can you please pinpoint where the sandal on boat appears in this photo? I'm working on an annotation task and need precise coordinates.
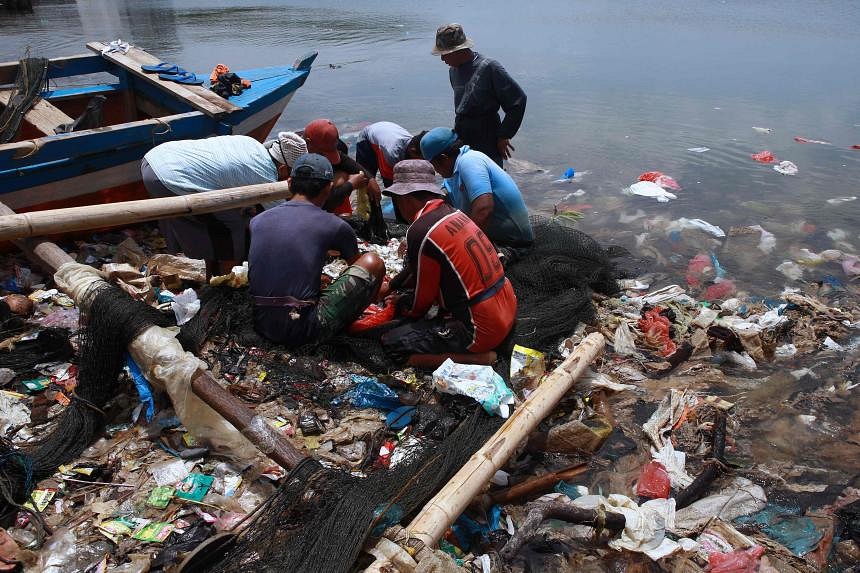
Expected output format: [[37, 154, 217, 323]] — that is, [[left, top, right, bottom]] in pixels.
[[141, 62, 183, 74], [158, 71, 203, 85]]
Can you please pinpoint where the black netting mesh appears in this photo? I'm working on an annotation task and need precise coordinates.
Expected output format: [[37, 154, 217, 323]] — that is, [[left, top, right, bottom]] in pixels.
[[0, 285, 171, 523], [0, 57, 48, 143]]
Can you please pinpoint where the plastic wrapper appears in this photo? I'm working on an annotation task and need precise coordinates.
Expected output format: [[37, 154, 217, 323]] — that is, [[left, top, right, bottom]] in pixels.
[[147, 253, 207, 287], [128, 325, 258, 461], [432, 359, 515, 418], [613, 321, 639, 356], [673, 477, 767, 536], [171, 288, 200, 326], [333, 376, 402, 410], [509, 344, 545, 394], [0, 392, 29, 434], [636, 460, 670, 499]]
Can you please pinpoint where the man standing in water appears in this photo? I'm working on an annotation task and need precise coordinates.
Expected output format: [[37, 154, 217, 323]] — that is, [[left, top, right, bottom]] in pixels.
[[432, 23, 527, 167]]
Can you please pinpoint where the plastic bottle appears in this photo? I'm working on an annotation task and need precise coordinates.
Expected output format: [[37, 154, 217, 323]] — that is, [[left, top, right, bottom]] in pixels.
[[636, 460, 670, 499]]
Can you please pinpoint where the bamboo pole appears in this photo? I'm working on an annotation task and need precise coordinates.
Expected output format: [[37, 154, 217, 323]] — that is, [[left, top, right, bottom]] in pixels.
[[364, 333, 605, 572], [0, 201, 308, 470], [0, 180, 292, 241]]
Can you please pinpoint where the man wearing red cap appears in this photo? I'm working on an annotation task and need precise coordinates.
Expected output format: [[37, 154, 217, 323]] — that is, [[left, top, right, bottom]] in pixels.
[[302, 118, 381, 214]]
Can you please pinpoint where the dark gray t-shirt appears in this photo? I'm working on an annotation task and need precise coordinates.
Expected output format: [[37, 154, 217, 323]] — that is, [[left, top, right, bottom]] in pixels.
[[249, 201, 359, 344]]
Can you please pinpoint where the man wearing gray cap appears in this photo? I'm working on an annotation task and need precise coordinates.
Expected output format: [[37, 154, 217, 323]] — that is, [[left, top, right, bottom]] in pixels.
[[380, 160, 516, 363], [248, 153, 386, 346], [432, 23, 527, 166]]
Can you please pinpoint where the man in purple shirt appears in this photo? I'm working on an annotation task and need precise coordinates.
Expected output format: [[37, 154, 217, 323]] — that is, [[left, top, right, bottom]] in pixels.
[[248, 153, 385, 346]]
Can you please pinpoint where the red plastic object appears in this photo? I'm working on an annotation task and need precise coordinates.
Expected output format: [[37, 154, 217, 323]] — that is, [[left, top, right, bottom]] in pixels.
[[705, 280, 736, 302], [707, 546, 765, 573], [637, 308, 677, 357], [347, 303, 397, 334], [852, 145, 860, 150], [751, 150, 776, 163], [638, 171, 681, 191], [636, 460, 670, 499], [685, 254, 713, 288]]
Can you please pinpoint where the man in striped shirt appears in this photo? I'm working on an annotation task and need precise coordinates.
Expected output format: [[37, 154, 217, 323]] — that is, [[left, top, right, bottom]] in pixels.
[[380, 160, 516, 361]]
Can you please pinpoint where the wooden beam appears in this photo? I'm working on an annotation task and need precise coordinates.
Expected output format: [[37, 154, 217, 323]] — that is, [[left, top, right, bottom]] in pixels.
[[0, 89, 74, 135], [86, 42, 240, 118]]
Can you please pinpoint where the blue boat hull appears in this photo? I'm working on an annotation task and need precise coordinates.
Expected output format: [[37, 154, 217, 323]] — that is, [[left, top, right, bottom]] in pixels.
[[0, 51, 316, 211]]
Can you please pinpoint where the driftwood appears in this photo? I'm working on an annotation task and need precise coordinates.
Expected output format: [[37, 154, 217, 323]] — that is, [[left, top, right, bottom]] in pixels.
[[499, 501, 626, 561]]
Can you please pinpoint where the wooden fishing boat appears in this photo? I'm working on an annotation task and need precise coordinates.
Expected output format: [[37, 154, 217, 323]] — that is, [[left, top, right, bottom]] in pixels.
[[0, 42, 317, 212]]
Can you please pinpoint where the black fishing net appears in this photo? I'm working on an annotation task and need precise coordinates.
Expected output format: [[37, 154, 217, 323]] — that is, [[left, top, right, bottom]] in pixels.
[[0, 285, 171, 524], [0, 56, 48, 143], [211, 405, 502, 573], [506, 216, 620, 351]]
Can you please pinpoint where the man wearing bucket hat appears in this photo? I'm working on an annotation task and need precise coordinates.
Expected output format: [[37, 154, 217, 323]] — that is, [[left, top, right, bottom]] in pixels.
[[421, 127, 534, 249], [379, 159, 516, 362], [432, 23, 526, 166], [249, 153, 386, 346]]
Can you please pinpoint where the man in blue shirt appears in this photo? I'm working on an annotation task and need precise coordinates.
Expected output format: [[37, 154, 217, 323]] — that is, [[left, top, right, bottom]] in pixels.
[[421, 127, 533, 248], [248, 154, 386, 346]]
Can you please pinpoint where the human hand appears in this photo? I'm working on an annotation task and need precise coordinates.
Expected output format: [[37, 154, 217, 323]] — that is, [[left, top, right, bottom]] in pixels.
[[497, 138, 515, 160], [348, 172, 369, 189]]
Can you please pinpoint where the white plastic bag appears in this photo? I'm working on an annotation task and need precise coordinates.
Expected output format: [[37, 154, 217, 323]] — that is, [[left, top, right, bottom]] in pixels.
[[433, 359, 515, 417]]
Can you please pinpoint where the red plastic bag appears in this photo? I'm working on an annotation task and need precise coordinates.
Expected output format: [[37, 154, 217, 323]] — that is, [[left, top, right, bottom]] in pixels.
[[685, 254, 713, 287], [636, 460, 670, 499], [707, 546, 764, 573], [637, 308, 677, 357], [751, 150, 776, 164], [347, 303, 397, 334], [638, 171, 681, 191], [705, 280, 736, 302]]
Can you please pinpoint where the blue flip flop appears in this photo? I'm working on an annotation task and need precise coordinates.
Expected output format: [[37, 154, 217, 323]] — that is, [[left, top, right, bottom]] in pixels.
[[141, 62, 182, 74], [158, 71, 203, 85]]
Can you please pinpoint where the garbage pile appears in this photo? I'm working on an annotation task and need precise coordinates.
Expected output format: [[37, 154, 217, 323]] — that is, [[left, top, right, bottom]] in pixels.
[[0, 213, 858, 572]]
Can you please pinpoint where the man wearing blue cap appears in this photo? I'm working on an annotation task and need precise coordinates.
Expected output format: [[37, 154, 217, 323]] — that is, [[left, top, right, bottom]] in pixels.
[[421, 127, 534, 249], [248, 153, 386, 346]]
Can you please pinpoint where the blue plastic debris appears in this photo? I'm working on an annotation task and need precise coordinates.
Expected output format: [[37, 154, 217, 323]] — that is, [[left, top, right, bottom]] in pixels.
[[563, 167, 576, 179], [371, 503, 404, 536], [126, 353, 155, 422], [333, 376, 402, 410], [554, 480, 584, 499], [386, 406, 415, 430]]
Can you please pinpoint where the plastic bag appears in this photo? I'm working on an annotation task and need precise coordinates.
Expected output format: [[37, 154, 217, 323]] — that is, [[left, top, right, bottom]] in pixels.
[[433, 359, 515, 418], [638, 171, 681, 191], [708, 546, 765, 573], [210, 262, 249, 288], [171, 288, 200, 326], [773, 160, 798, 175], [638, 308, 677, 357], [613, 321, 639, 356], [636, 461, 670, 499], [624, 181, 677, 202], [126, 354, 155, 422], [751, 150, 776, 164], [333, 376, 402, 410]]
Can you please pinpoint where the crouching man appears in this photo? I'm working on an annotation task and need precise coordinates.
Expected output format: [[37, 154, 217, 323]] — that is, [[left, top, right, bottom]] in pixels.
[[249, 153, 385, 346], [380, 160, 516, 361]]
